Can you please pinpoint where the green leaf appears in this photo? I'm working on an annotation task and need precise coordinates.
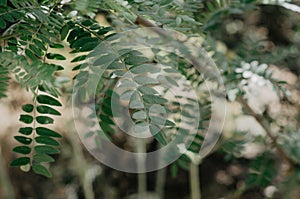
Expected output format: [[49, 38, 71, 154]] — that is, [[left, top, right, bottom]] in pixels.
[[49, 43, 64, 49], [37, 95, 62, 106], [19, 114, 33, 124], [159, 0, 173, 6], [18, 127, 33, 135], [132, 110, 147, 120], [37, 105, 61, 115], [33, 39, 47, 51], [36, 127, 62, 138], [71, 55, 87, 63], [79, 42, 99, 52], [0, 18, 6, 29], [60, 24, 69, 41], [25, 49, 36, 60], [130, 64, 160, 74], [93, 54, 116, 66], [22, 104, 34, 113], [13, 146, 31, 155], [46, 53, 66, 60], [14, 136, 32, 145], [124, 56, 149, 65], [10, 157, 30, 167], [133, 76, 158, 85], [33, 154, 55, 163], [150, 125, 167, 145], [35, 136, 59, 146], [150, 116, 176, 127], [36, 116, 54, 124], [129, 100, 144, 109], [142, 95, 168, 104], [165, 76, 179, 87], [138, 86, 158, 95], [72, 37, 99, 48], [35, 145, 59, 154], [32, 164, 52, 178]]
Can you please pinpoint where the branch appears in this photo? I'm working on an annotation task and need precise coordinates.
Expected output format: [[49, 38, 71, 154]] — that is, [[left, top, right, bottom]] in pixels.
[[237, 96, 297, 168]]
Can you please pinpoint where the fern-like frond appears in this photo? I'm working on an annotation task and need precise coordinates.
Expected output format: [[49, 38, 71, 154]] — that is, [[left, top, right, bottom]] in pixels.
[[0, 52, 60, 95], [0, 64, 9, 99]]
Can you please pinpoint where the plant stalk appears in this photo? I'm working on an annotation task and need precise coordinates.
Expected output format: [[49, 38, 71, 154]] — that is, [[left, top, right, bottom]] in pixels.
[[190, 163, 201, 199]]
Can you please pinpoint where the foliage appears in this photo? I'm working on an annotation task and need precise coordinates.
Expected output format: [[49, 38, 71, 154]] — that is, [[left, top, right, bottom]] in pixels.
[[0, 0, 300, 198]]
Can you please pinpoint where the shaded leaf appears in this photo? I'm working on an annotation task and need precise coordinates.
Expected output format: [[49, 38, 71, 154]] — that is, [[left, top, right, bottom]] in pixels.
[[32, 164, 52, 178], [35, 145, 59, 154], [35, 136, 59, 146], [33, 154, 55, 163]]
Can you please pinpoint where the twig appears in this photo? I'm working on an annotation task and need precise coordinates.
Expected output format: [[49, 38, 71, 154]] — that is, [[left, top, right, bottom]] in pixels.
[[237, 96, 297, 168]]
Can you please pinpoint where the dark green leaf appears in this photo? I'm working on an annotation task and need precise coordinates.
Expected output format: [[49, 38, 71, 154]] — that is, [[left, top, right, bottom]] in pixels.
[[79, 42, 99, 52], [71, 55, 87, 63], [36, 116, 54, 124], [37, 95, 62, 106], [35, 136, 59, 146], [72, 37, 99, 48], [33, 154, 55, 163], [97, 27, 113, 35], [13, 146, 31, 155], [14, 136, 32, 145], [18, 127, 33, 135], [60, 24, 69, 41], [46, 53, 66, 60], [0, 18, 6, 29], [36, 127, 62, 138], [35, 145, 59, 154], [25, 49, 36, 60], [19, 114, 33, 124], [49, 43, 64, 48], [32, 164, 52, 178], [10, 157, 30, 167], [33, 39, 47, 51], [22, 104, 34, 113], [37, 105, 61, 115]]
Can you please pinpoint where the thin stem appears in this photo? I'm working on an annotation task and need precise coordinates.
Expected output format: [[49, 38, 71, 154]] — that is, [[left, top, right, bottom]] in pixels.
[[237, 96, 297, 168], [68, 130, 95, 199], [135, 138, 147, 198], [155, 167, 166, 199], [190, 163, 201, 199]]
